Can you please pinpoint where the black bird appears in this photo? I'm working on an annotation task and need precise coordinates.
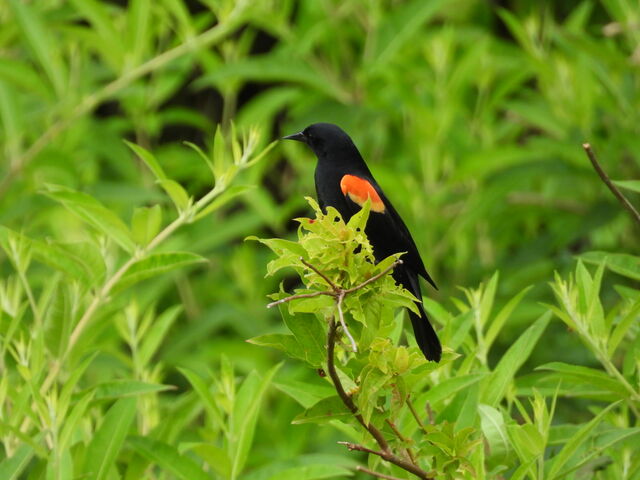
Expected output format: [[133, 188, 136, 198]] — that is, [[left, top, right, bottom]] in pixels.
[[283, 122, 441, 362]]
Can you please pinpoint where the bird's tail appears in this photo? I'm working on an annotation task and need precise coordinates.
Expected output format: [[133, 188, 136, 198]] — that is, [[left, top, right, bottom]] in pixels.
[[409, 302, 442, 362], [396, 267, 442, 362]]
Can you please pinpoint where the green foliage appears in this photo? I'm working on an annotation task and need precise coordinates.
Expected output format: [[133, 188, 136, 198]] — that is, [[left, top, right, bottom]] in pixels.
[[254, 203, 640, 479], [1, 0, 639, 478]]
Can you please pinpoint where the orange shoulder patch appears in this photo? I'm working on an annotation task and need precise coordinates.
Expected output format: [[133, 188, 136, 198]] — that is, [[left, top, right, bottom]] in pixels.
[[340, 175, 386, 213]]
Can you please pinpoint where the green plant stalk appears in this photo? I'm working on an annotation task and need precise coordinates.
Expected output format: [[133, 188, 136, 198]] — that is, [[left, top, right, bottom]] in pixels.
[[40, 183, 230, 395], [0, 3, 250, 198], [560, 292, 640, 416]]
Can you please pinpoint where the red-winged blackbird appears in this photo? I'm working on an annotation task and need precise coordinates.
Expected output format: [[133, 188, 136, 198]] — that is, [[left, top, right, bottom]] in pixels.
[[283, 123, 442, 362]]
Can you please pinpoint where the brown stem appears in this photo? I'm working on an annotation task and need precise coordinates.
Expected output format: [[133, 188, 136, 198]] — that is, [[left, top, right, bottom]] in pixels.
[[328, 318, 432, 480], [338, 441, 386, 457], [583, 143, 640, 228], [385, 419, 417, 464], [425, 402, 434, 425], [344, 259, 403, 294], [269, 257, 428, 478], [301, 257, 338, 290], [407, 396, 427, 432], [266, 290, 333, 309]]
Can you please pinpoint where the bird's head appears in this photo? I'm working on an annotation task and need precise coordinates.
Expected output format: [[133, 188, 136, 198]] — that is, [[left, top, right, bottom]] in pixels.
[[282, 123, 357, 160]]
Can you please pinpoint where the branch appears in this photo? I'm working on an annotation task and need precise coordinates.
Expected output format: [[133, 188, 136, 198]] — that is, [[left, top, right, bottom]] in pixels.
[[338, 441, 386, 457], [583, 143, 640, 228], [336, 291, 357, 352], [386, 418, 417, 464], [407, 396, 427, 432], [301, 257, 338, 290], [328, 317, 432, 480], [266, 290, 333, 309], [344, 259, 403, 294]]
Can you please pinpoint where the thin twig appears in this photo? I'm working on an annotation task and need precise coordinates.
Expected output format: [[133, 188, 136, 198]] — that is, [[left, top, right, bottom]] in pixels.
[[385, 419, 417, 465], [266, 290, 333, 309], [336, 291, 357, 352], [356, 466, 407, 480], [385, 418, 410, 443], [583, 143, 640, 228], [338, 441, 386, 457], [407, 396, 427, 432], [426, 402, 434, 425], [301, 257, 338, 290], [344, 259, 403, 294]]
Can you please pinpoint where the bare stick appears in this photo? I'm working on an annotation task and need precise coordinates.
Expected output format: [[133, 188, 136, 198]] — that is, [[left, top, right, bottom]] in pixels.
[[344, 259, 402, 294], [301, 257, 338, 290], [385, 418, 409, 443], [425, 402, 434, 425], [407, 396, 427, 432], [583, 143, 640, 228], [336, 291, 357, 352], [385, 419, 417, 465], [338, 441, 386, 457], [266, 290, 333, 309], [356, 466, 407, 480]]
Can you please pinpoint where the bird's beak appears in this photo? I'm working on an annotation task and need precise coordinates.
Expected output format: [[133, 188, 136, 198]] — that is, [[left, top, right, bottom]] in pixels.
[[282, 131, 306, 143]]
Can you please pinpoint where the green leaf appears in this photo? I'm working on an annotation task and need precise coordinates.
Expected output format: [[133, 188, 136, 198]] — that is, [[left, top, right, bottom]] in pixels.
[[68, 0, 123, 69], [158, 179, 191, 212], [266, 464, 354, 480], [43, 186, 136, 253], [194, 185, 255, 221], [292, 396, 351, 424], [553, 427, 640, 479], [546, 402, 620, 479], [609, 298, 640, 356], [280, 305, 326, 367], [89, 380, 174, 401], [125, 141, 166, 181], [273, 379, 335, 409], [229, 364, 281, 480], [131, 205, 162, 246], [581, 251, 640, 281], [536, 362, 628, 398], [479, 271, 499, 329], [115, 252, 207, 292], [178, 367, 227, 434], [180, 443, 231, 478], [369, 0, 447, 70], [138, 305, 182, 366], [420, 373, 486, 409], [479, 404, 511, 464], [613, 180, 640, 194], [84, 397, 137, 480], [247, 333, 306, 360], [8, 0, 66, 95], [485, 286, 532, 351], [0, 442, 34, 480], [59, 391, 95, 452], [482, 312, 551, 406], [129, 436, 210, 480], [126, 0, 151, 67], [0, 80, 22, 160]]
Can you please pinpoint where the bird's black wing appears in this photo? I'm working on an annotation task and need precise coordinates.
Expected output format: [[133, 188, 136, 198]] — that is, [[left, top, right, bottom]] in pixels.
[[373, 187, 437, 289]]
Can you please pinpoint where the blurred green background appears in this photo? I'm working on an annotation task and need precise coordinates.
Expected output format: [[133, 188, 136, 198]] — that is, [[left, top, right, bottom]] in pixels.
[[1, 0, 639, 478]]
